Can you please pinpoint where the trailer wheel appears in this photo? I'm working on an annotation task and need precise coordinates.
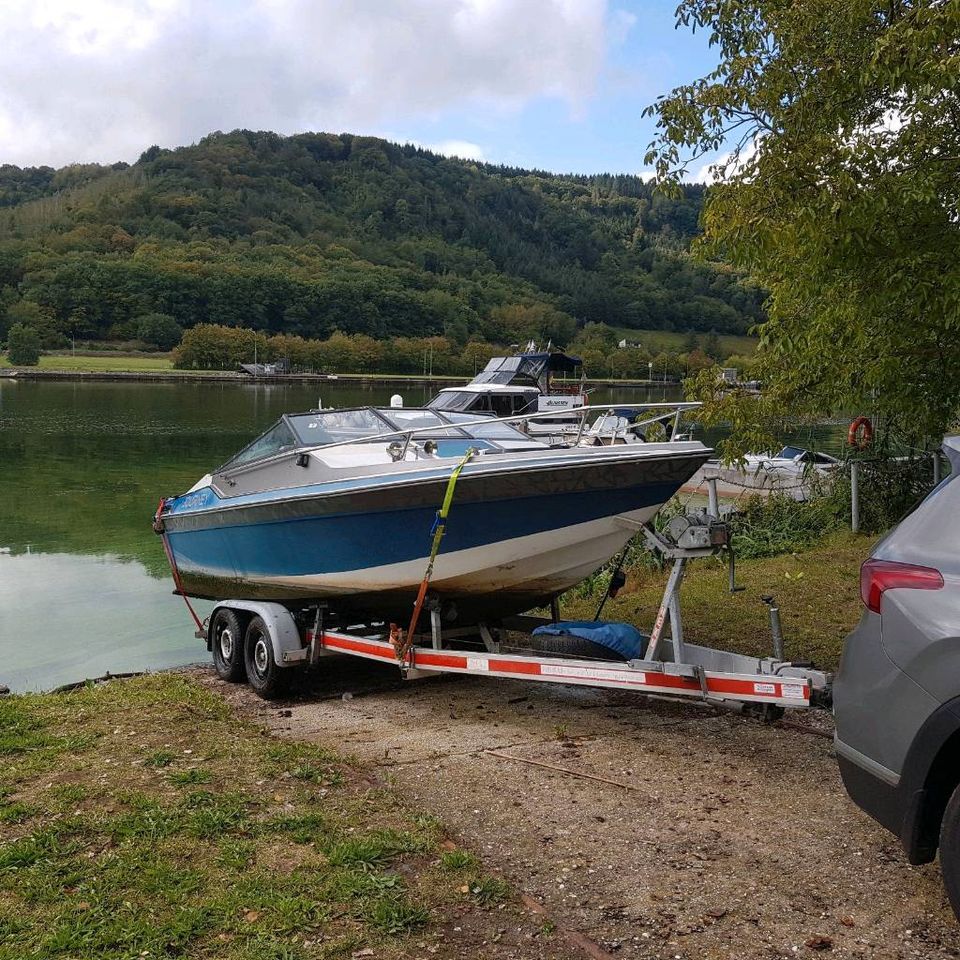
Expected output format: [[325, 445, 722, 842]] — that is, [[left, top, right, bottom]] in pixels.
[[523, 634, 628, 662], [211, 608, 247, 682], [939, 782, 960, 922], [243, 616, 289, 700]]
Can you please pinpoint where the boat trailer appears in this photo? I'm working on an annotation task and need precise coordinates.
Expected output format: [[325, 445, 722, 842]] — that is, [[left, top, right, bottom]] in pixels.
[[193, 480, 832, 717]]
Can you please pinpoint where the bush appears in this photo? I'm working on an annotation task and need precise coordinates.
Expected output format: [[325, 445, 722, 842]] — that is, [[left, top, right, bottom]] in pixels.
[[136, 312, 183, 351], [6, 323, 41, 365], [727, 493, 840, 558]]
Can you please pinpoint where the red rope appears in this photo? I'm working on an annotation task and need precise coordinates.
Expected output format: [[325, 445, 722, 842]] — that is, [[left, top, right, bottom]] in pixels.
[[154, 498, 204, 632]]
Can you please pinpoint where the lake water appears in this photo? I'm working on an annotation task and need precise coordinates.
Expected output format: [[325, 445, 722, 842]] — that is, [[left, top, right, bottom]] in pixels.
[[0, 379, 846, 692]]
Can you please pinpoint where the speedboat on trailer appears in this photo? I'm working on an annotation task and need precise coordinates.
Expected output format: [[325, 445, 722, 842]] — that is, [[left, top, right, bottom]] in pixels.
[[154, 405, 711, 623]]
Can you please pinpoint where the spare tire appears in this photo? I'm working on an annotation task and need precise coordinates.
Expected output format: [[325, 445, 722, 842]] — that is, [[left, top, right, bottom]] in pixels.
[[521, 633, 628, 662]]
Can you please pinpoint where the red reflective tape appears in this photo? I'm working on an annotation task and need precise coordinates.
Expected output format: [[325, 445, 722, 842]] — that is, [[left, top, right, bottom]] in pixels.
[[320, 634, 395, 660]]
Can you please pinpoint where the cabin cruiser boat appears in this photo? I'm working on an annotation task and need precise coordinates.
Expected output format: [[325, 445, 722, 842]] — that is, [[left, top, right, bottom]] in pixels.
[[155, 405, 711, 623], [426, 350, 675, 445], [427, 351, 587, 438]]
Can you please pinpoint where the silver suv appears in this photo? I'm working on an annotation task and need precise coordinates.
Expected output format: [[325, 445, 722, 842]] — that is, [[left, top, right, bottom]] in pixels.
[[835, 438, 960, 917]]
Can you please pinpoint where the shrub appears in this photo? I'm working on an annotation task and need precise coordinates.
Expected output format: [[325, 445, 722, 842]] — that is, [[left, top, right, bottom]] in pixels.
[[6, 323, 41, 365], [136, 312, 183, 351]]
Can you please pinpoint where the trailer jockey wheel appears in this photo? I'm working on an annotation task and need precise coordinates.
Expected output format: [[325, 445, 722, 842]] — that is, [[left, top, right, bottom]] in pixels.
[[244, 616, 289, 700], [211, 608, 247, 683]]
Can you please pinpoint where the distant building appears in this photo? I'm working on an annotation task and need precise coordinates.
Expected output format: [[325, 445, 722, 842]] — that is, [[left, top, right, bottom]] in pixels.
[[720, 367, 738, 384]]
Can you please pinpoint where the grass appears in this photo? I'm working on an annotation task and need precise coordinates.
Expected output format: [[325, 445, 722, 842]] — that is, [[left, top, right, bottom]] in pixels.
[[606, 326, 758, 358], [0, 674, 527, 959], [562, 528, 873, 671], [0, 353, 174, 371]]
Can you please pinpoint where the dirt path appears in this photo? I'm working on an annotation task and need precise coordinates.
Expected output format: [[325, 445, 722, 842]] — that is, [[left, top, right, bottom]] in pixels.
[[199, 660, 960, 959]]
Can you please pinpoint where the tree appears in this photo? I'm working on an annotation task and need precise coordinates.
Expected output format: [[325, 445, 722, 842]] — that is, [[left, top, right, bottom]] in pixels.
[[645, 0, 960, 455], [136, 312, 183, 350], [6, 323, 41, 365]]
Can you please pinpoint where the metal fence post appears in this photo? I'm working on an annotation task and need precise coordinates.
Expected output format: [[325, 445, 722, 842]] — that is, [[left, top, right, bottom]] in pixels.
[[850, 460, 860, 533]]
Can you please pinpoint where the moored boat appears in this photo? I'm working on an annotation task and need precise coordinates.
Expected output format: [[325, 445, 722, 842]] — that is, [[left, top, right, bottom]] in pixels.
[[155, 405, 711, 623]]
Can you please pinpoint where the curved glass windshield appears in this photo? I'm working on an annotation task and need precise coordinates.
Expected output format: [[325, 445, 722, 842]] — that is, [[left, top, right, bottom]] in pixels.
[[227, 420, 297, 467], [288, 409, 391, 445]]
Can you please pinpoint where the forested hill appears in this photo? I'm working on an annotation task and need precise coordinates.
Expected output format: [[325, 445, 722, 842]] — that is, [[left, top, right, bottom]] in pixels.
[[0, 130, 762, 346]]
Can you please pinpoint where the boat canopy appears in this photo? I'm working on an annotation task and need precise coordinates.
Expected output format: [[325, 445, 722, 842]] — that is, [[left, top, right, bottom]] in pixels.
[[472, 352, 582, 389], [223, 406, 536, 469]]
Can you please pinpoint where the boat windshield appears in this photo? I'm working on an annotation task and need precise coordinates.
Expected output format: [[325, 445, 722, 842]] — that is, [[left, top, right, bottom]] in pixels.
[[287, 408, 392, 446], [426, 390, 481, 412], [442, 413, 531, 440], [223, 407, 538, 469], [227, 420, 298, 468]]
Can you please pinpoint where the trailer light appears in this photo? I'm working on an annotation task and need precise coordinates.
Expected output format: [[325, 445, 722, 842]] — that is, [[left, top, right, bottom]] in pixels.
[[860, 558, 943, 614]]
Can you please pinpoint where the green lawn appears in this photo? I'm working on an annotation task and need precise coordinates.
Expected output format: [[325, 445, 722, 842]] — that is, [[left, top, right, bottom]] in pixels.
[[0, 353, 175, 372], [607, 327, 758, 357], [0, 675, 531, 960]]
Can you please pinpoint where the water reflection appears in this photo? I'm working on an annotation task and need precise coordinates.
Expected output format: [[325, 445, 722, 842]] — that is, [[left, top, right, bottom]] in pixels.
[[0, 551, 213, 692]]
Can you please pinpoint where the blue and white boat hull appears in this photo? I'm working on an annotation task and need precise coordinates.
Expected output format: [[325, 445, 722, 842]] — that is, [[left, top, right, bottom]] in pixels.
[[159, 444, 709, 622]]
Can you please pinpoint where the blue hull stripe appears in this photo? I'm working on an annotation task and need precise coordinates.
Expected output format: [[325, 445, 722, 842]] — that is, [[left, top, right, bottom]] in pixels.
[[168, 480, 676, 579]]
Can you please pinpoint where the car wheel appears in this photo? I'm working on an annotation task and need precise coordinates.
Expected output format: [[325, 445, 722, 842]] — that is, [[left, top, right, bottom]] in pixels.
[[211, 608, 247, 682], [243, 616, 289, 700], [939, 781, 960, 920]]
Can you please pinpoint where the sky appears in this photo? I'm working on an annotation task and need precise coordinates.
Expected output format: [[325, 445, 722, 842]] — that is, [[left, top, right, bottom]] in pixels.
[[0, 0, 721, 177]]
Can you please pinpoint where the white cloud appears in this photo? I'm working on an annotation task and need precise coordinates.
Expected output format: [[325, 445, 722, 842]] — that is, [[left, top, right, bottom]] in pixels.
[[0, 0, 610, 167], [425, 140, 486, 161], [692, 139, 760, 184]]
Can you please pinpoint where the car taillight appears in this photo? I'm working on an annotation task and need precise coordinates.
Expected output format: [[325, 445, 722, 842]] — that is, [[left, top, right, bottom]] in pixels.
[[860, 558, 944, 614]]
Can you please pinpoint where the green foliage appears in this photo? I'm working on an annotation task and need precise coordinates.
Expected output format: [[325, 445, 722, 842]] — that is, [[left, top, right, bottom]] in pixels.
[[727, 494, 841, 559], [646, 0, 960, 453], [5, 322, 41, 365], [135, 311, 182, 350], [829, 455, 939, 534], [0, 130, 763, 350]]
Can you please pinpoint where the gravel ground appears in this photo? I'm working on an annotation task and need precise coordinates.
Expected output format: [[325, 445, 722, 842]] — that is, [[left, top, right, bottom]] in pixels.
[[198, 659, 960, 960]]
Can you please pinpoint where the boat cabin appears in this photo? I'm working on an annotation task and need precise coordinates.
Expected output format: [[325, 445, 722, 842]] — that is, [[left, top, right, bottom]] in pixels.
[[427, 351, 586, 421]]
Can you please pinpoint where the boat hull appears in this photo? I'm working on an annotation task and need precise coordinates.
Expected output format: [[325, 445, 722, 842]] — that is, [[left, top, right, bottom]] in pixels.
[[162, 448, 708, 621]]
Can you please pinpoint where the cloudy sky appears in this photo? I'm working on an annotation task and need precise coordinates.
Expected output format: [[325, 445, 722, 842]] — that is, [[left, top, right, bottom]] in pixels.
[[0, 0, 718, 175]]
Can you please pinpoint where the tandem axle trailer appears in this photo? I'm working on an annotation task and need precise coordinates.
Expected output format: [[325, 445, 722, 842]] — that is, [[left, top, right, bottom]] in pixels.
[[190, 487, 831, 718]]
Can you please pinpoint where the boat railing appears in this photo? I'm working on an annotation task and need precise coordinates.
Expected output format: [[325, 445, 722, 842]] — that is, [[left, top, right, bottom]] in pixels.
[[312, 401, 702, 456]]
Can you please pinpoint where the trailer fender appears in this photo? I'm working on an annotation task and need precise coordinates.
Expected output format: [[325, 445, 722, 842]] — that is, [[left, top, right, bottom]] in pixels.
[[209, 601, 306, 668]]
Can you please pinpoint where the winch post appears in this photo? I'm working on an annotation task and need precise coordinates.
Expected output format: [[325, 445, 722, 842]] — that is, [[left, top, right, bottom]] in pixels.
[[641, 557, 687, 662], [707, 476, 719, 518]]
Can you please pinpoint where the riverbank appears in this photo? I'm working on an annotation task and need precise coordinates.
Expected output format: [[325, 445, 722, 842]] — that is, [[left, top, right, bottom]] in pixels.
[[0, 674, 575, 959], [0, 364, 673, 389]]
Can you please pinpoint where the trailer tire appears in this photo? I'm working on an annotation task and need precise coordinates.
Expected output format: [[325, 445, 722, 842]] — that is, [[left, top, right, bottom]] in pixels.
[[523, 634, 628, 662], [211, 608, 247, 682], [244, 616, 289, 700]]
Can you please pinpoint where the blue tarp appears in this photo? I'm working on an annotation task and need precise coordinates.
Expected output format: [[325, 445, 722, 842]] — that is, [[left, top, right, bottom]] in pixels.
[[532, 620, 648, 659]]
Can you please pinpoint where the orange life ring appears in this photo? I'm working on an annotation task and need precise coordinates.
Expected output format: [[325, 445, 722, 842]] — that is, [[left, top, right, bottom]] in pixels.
[[847, 416, 874, 449]]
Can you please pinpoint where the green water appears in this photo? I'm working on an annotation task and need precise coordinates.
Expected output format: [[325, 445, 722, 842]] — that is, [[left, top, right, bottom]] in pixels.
[[0, 379, 849, 692]]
